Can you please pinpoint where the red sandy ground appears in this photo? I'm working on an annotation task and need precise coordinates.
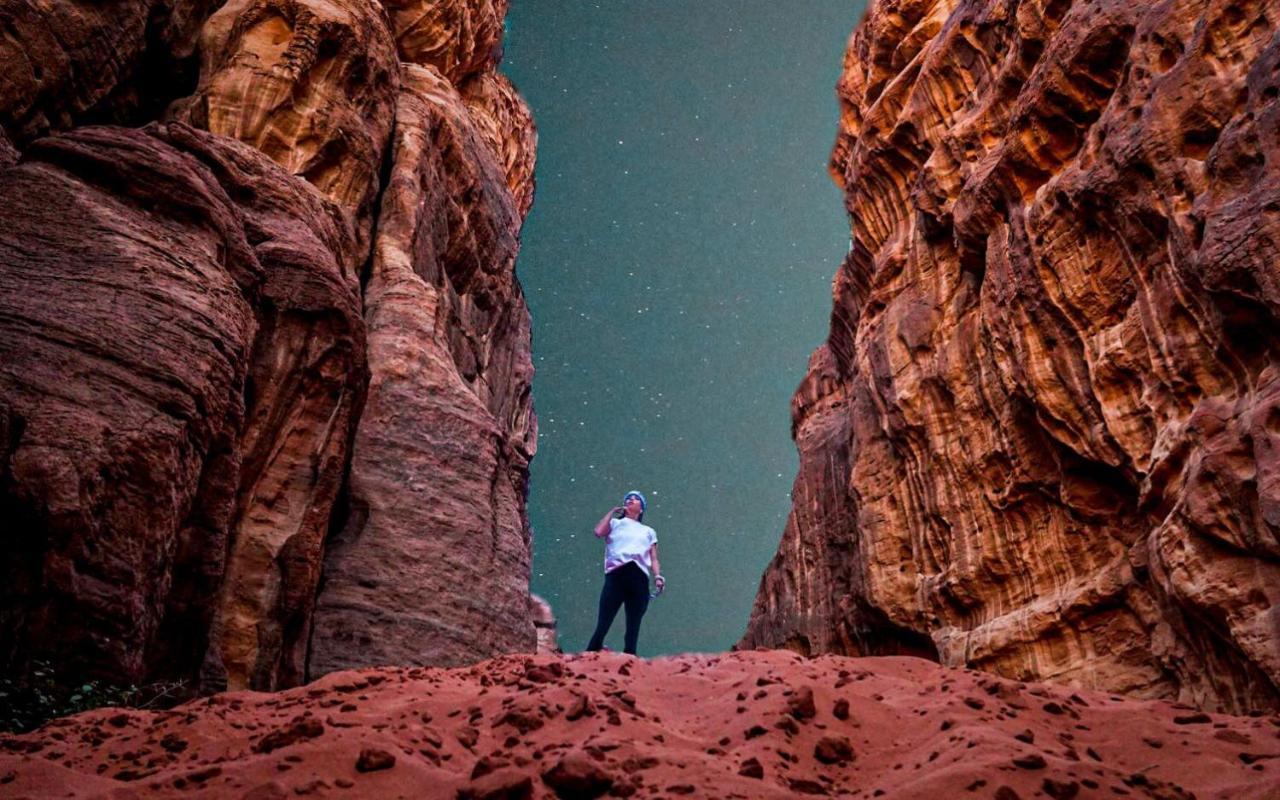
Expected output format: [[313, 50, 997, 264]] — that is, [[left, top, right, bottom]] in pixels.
[[1, 650, 1276, 799]]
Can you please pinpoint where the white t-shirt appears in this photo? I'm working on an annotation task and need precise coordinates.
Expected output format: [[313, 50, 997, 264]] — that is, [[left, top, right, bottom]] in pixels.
[[605, 517, 658, 575]]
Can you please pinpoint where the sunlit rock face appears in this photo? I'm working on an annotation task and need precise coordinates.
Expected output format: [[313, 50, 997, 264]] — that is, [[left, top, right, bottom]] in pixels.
[[0, 0, 537, 690], [743, 0, 1280, 714], [382, 0, 508, 83], [309, 62, 536, 674], [170, 0, 399, 254]]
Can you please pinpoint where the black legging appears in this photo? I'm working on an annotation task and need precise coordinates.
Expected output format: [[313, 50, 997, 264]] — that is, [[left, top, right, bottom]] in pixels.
[[585, 562, 650, 654]]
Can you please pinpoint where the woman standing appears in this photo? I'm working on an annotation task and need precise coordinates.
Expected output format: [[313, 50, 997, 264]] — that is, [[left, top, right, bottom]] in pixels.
[[585, 490, 664, 655]]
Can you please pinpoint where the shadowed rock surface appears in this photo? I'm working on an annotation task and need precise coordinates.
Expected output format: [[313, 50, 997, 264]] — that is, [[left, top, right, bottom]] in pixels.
[[462, 68, 537, 220], [0, 0, 221, 145], [0, 121, 367, 691], [0, 0, 538, 691], [2, 650, 1276, 798], [0, 125, 262, 683], [0, 128, 17, 166], [743, 0, 1280, 714]]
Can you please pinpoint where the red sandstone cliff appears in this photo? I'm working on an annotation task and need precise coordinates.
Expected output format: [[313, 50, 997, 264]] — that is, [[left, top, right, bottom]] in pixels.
[[0, 0, 538, 693], [742, 0, 1280, 715]]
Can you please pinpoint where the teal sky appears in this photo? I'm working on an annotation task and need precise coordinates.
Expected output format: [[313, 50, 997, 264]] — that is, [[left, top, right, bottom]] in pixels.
[[504, 2, 866, 656]]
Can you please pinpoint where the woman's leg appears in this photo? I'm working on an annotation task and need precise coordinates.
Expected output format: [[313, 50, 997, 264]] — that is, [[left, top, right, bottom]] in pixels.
[[621, 564, 651, 655], [586, 570, 624, 651]]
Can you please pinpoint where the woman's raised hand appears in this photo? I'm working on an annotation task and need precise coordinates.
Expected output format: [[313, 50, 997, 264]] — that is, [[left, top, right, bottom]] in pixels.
[[595, 507, 623, 538]]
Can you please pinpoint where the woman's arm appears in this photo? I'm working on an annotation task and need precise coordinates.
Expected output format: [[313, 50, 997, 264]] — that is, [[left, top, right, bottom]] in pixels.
[[649, 544, 663, 588], [594, 507, 622, 538]]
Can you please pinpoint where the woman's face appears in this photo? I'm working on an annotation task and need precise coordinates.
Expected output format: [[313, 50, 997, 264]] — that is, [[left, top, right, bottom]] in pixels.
[[623, 495, 643, 519]]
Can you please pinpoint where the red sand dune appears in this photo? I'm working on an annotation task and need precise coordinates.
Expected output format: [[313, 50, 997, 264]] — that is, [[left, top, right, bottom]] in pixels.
[[1, 650, 1276, 799]]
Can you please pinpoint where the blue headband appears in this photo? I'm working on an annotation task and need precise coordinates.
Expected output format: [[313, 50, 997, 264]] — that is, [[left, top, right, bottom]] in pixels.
[[623, 491, 646, 512]]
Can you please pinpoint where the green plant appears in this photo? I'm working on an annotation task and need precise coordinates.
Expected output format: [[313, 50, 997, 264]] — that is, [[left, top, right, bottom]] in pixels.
[[0, 661, 191, 733]]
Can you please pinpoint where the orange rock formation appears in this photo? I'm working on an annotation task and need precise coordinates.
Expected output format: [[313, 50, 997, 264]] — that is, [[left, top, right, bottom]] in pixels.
[[744, 0, 1280, 715]]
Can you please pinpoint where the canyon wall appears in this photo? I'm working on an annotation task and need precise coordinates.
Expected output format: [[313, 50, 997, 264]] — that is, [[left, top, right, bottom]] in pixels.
[[743, 0, 1280, 714], [308, 60, 537, 673], [0, 0, 538, 692]]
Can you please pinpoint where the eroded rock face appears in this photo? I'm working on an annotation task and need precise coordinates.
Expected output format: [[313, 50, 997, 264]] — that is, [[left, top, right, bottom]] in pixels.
[[383, 0, 508, 83], [0, 123, 368, 690], [309, 62, 536, 673], [0, 126, 261, 681], [0, 0, 538, 689], [462, 69, 537, 220], [171, 0, 400, 252], [744, 0, 1280, 713], [148, 124, 369, 693], [0, 0, 220, 144]]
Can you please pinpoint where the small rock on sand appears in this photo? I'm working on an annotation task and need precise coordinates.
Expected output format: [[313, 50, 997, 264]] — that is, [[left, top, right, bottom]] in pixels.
[[541, 751, 613, 799], [356, 748, 396, 772], [814, 736, 854, 765]]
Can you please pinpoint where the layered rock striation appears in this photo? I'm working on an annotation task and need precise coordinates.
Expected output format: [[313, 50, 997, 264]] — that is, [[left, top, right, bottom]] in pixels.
[[0, 0, 538, 693], [743, 0, 1280, 714]]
